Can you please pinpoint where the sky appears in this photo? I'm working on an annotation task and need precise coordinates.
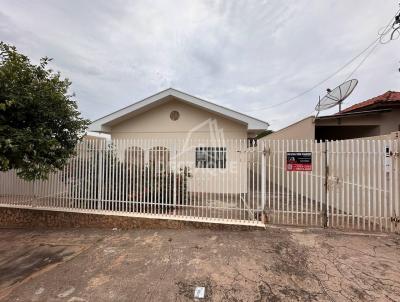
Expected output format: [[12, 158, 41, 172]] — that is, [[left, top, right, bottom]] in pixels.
[[1, 0, 399, 130]]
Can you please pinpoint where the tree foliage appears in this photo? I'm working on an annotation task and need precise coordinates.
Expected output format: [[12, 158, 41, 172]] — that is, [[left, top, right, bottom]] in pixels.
[[0, 42, 89, 180], [255, 129, 274, 139]]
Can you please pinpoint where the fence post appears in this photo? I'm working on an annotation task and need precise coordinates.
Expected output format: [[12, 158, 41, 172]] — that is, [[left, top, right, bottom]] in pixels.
[[261, 141, 266, 221], [322, 141, 329, 228], [172, 142, 177, 215], [390, 134, 400, 231], [32, 179, 37, 207], [97, 140, 103, 210], [395, 136, 400, 230]]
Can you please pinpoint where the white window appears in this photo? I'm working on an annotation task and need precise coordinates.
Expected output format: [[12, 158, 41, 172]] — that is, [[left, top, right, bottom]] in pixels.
[[195, 147, 226, 168]]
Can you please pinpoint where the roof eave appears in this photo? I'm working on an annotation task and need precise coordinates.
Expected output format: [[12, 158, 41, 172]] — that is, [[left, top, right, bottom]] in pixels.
[[88, 88, 269, 131]]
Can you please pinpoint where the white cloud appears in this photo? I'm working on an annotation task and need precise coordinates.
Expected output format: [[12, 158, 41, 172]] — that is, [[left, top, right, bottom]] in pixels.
[[1, 0, 399, 130]]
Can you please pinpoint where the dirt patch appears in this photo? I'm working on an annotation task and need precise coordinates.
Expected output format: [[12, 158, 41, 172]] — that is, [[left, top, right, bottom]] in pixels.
[[0, 245, 78, 288], [270, 240, 309, 277], [0, 243, 84, 299], [87, 274, 111, 289], [255, 284, 281, 302]]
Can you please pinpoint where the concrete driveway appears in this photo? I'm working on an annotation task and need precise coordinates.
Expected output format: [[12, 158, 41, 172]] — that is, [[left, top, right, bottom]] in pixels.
[[0, 226, 399, 301]]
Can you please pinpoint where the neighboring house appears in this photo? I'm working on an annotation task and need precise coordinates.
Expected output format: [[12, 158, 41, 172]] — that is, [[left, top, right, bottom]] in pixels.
[[88, 88, 269, 194], [83, 134, 107, 142], [262, 91, 400, 141]]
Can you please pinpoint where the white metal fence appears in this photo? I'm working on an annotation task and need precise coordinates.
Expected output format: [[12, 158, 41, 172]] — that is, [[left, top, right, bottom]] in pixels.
[[0, 138, 399, 231], [263, 139, 400, 232]]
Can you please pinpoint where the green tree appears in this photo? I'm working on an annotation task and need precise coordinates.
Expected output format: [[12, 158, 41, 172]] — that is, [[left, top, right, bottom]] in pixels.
[[255, 129, 274, 139], [0, 42, 89, 180]]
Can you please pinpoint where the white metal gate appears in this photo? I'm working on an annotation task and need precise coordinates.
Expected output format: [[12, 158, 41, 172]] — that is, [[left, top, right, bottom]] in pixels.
[[0, 138, 399, 231], [263, 139, 400, 232]]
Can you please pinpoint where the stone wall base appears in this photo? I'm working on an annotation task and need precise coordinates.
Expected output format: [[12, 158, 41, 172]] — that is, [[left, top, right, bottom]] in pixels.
[[0, 207, 261, 231]]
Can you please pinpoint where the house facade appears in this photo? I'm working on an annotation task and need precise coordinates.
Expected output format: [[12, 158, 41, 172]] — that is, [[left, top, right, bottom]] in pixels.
[[261, 91, 400, 141], [89, 88, 268, 140], [88, 88, 269, 194]]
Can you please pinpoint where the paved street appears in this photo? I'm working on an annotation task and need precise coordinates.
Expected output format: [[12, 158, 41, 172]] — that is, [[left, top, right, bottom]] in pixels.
[[0, 226, 399, 301]]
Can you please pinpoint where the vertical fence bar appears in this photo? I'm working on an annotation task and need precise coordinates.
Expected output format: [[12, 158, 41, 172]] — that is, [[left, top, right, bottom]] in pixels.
[[139, 138, 143, 214], [389, 139, 394, 232], [76, 142, 81, 209], [302, 140, 310, 225], [271, 140, 275, 224], [337, 140, 341, 228], [353, 140, 357, 229], [357, 139, 361, 229], [82, 140, 87, 210], [129, 139, 133, 213], [361, 139, 365, 230], [372, 139, 377, 230], [87, 140, 92, 210], [116, 139, 121, 212], [283, 140, 287, 225], [383, 139, 387, 231], [88, 140, 93, 210], [277, 140, 281, 224], [343, 139, 347, 229], [98, 139, 103, 210], [310, 140, 314, 225], [261, 140, 266, 222], [173, 140, 177, 215], [122, 139, 126, 212], [395, 138, 400, 232], [323, 141, 328, 228], [299, 140, 304, 225], [367, 140, 371, 231], [109, 139, 113, 211]]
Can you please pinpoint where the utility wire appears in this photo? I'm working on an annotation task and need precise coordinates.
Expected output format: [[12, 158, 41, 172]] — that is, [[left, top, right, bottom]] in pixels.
[[246, 7, 400, 113], [379, 7, 400, 44], [245, 38, 378, 112], [344, 40, 380, 81]]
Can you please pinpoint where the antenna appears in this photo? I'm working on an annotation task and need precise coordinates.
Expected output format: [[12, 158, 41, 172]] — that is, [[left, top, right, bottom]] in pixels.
[[315, 79, 358, 113]]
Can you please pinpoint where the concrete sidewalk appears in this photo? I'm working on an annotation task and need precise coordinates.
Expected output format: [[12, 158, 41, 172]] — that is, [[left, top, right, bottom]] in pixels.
[[0, 226, 399, 301]]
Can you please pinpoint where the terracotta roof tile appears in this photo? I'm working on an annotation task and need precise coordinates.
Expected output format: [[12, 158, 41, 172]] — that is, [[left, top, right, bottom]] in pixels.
[[340, 91, 400, 113]]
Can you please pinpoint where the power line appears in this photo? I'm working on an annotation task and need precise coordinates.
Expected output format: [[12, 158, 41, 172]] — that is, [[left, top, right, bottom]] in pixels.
[[344, 40, 379, 81], [379, 6, 400, 44], [246, 7, 400, 113]]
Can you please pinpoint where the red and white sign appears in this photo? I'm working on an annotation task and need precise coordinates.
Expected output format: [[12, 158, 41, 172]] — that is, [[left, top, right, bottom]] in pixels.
[[287, 152, 312, 171]]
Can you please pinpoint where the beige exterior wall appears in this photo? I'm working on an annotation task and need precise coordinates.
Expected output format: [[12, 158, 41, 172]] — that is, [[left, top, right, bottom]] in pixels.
[[110, 98, 248, 140], [107, 98, 249, 194], [260, 116, 315, 141], [315, 109, 400, 135], [351, 131, 400, 140], [261, 109, 400, 142], [107, 139, 248, 195]]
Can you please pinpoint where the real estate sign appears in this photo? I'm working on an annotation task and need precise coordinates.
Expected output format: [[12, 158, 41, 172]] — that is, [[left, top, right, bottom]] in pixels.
[[286, 152, 312, 171]]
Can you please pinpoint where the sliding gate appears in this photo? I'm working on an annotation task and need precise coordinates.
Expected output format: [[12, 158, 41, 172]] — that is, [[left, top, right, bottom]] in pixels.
[[264, 139, 399, 232]]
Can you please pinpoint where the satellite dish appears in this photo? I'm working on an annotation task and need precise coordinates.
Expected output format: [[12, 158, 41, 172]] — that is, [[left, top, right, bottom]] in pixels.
[[315, 79, 358, 113]]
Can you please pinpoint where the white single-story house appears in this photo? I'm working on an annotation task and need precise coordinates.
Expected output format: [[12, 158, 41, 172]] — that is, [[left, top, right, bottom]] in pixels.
[[89, 88, 268, 139], [88, 88, 269, 194]]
